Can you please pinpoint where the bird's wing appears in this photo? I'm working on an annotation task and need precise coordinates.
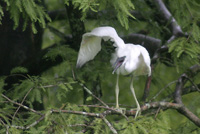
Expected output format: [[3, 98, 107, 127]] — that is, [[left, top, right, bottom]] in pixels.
[[76, 26, 125, 68], [138, 45, 151, 76]]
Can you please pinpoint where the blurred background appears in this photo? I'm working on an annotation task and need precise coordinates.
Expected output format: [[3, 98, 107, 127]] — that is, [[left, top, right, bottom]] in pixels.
[[0, 0, 200, 133]]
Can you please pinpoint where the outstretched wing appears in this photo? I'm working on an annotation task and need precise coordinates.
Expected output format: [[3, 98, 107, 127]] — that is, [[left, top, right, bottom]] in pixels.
[[76, 26, 125, 68]]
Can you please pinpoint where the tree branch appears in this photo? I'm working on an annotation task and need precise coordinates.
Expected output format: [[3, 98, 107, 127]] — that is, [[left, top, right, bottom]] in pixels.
[[183, 84, 200, 95], [142, 75, 152, 102], [100, 114, 118, 134], [1, 94, 42, 116], [12, 87, 34, 120], [174, 64, 200, 127], [163, 83, 200, 102], [150, 80, 178, 102], [51, 109, 101, 117], [76, 80, 129, 120], [47, 25, 72, 44], [153, 0, 184, 36], [3, 93, 200, 130], [11, 115, 45, 130], [51, 102, 183, 117], [177, 106, 200, 127], [123, 34, 161, 57], [77, 80, 109, 107], [174, 65, 200, 104]]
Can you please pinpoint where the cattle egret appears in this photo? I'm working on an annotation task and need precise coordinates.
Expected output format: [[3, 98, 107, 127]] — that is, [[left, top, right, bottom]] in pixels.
[[76, 26, 151, 118]]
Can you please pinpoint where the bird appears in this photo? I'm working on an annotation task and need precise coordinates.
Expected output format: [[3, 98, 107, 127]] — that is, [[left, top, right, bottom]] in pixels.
[[76, 26, 151, 118]]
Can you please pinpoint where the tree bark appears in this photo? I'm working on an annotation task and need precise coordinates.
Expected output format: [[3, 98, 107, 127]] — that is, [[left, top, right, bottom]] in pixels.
[[0, 11, 42, 75], [65, 1, 86, 51]]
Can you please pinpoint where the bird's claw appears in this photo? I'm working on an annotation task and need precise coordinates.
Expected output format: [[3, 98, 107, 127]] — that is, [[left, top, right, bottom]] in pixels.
[[115, 107, 126, 114], [131, 106, 141, 119]]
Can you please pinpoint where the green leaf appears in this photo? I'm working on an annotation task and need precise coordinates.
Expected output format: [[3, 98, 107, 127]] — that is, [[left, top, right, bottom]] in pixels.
[[137, 124, 148, 134], [31, 23, 37, 34], [192, 22, 200, 42], [10, 66, 28, 74], [177, 49, 184, 58], [58, 83, 69, 92], [113, 0, 135, 29], [86, 96, 92, 101]]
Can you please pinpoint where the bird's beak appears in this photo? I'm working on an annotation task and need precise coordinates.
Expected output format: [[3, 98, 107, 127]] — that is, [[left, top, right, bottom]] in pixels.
[[112, 56, 126, 74]]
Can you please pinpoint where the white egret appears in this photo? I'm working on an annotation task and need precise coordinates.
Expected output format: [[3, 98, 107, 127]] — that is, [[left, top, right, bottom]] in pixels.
[[76, 26, 151, 118]]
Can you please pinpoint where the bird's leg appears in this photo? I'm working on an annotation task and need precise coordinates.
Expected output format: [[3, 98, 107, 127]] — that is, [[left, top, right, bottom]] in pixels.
[[114, 74, 126, 115], [130, 76, 141, 118], [115, 74, 119, 108]]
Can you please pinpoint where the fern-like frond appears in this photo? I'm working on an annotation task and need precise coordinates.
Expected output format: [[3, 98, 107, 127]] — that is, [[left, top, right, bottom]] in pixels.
[[0, 5, 4, 24], [111, 0, 135, 29], [9, 0, 20, 29], [10, 66, 28, 74], [73, 0, 99, 12], [43, 45, 77, 62], [65, 0, 135, 29], [192, 21, 200, 42], [168, 37, 200, 72], [2, 0, 51, 33], [22, 0, 37, 22]]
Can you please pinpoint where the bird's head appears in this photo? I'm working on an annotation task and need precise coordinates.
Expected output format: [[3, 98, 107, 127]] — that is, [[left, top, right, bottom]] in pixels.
[[112, 56, 126, 74]]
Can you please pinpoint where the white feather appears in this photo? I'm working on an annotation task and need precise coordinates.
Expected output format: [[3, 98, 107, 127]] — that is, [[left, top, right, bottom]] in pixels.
[[76, 26, 125, 68], [76, 26, 151, 77]]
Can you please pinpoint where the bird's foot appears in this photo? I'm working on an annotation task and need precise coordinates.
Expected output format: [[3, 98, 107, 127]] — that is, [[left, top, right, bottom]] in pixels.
[[115, 107, 126, 114], [131, 106, 141, 119], [114, 107, 129, 120]]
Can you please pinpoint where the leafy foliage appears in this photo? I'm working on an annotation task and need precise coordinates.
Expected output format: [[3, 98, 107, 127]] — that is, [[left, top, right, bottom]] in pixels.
[[111, 0, 135, 29], [0, 5, 3, 24], [10, 66, 28, 74], [168, 37, 200, 72], [43, 45, 77, 62], [65, 0, 135, 29], [167, 0, 200, 73], [1, 0, 200, 133], [0, 0, 51, 33]]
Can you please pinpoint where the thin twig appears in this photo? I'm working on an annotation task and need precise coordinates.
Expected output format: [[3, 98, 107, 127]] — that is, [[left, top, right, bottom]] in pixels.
[[40, 84, 57, 88], [11, 114, 45, 130], [78, 81, 109, 107], [185, 77, 200, 92], [1, 94, 42, 115], [79, 105, 129, 121], [78, 82, 129, 120], [12, 87, 34, 120], [47, 25, 72, 41], [51, 109, 101, 117], [0, 118, 9, 134], [100, 115, 118, 134], [7, 74, 30, 80], [150, 80, 178, 102], [72, 66, 109, 107], [107, 103, 134, 108], [79, 104, 115, 110], [68, 124, 90, 127], [72, 65, 108, 107], [154, 107, 161, 120]]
